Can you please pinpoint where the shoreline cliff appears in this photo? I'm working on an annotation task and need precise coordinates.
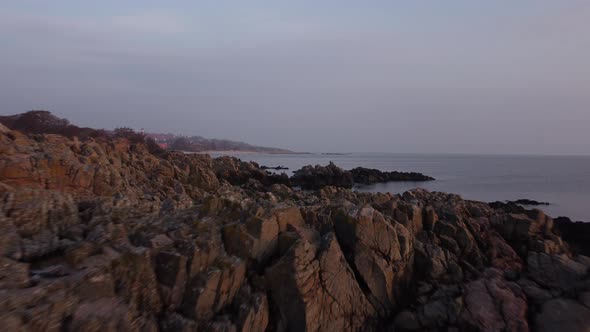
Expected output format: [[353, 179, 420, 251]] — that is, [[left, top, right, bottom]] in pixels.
[[1, 121, 590, 331]]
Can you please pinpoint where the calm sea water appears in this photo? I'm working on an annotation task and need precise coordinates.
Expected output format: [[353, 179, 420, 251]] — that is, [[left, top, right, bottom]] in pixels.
[[210, 153, 590, 222]]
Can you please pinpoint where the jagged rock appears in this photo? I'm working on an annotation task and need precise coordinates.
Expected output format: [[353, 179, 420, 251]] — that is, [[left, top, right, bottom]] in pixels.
[[1, 123, 590, 331], [213, 156, 289, 187], [0, 124, 220, 211], [155, 251, 188, 309], [333, 206, 410, 315], [111, 249, 162, 313], [274, 206, 305, 232], [234, 287, 269, 332], [415, 242, 451, 280], [492, 210, 566, 258], [181, 256, 246, 321], [222, 214, 279, 263], [266, 233, 376, 331]]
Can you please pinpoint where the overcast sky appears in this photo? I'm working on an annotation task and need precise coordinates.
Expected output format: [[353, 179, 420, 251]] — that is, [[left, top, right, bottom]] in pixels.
[[1, 1, 589, 154]]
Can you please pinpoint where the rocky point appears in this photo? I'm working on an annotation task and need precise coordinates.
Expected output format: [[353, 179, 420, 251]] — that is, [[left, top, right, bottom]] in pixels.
[[1, 121, 590, 331]]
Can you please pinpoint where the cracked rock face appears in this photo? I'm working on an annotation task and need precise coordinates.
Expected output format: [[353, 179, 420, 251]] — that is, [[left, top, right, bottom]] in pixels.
[[266, 232, 376, 331], [1, 125, 590, 331]]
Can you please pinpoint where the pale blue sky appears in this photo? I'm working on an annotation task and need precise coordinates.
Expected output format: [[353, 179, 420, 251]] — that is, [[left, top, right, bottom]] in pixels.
[[1, 1, 589, 154]]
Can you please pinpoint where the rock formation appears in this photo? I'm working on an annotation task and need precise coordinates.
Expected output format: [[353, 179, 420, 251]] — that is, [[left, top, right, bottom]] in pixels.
[[291, 162, 354, 189], [1, 122, 589, 331], [291, 163, 434, 190], [350, 167, 435, 185]]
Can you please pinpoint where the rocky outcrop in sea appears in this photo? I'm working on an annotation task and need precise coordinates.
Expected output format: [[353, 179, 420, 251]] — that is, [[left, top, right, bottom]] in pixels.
[[350, 166, 435, 185], [1, 121, 590, 331], [290, 162, 434, 190]]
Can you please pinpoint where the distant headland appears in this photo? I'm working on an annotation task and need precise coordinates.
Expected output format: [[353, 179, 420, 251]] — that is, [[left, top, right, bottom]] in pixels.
[[0, 110, 297, 154]]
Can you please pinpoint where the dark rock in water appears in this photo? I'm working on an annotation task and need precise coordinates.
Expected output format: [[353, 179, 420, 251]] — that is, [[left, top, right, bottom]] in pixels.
[[291, 163, 434, 189], [489, 200, 550, 214], [350, 167, 435, 185], [512, 199, 550, 206], [291, 162, 353, 190], [489, 201, 528, 214], [490, 200, 549, 215], [259, 165, 288, 170]]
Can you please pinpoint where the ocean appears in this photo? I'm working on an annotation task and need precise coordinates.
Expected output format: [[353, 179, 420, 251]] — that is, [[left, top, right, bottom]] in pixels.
[[210, 152, 590, 222]]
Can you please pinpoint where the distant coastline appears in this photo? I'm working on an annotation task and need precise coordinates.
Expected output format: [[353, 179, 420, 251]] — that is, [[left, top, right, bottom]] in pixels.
[[188, 150, 312, 155]]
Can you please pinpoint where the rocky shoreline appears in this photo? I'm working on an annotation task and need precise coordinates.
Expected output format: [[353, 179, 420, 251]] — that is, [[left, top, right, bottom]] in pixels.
[[1, 122, 590, 331]]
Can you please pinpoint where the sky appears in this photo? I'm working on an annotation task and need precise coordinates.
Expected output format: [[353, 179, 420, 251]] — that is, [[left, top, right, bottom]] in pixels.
[[1, 1, 589, 154]]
